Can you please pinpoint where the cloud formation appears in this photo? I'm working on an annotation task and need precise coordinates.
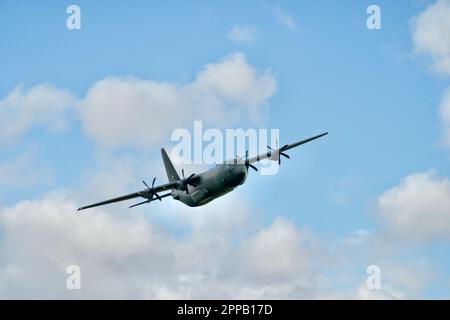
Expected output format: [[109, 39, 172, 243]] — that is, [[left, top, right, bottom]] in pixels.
[[0, 192, 321, 299], [0, 84, 76, 145], [376, 171, 450, 242], [239, 218, 312, 280], [412, 0, 450, 148], [0, 150, 52, 190], [412, 0, 450, 75], [0, 53, 276, 151], [79, 52, 276, 149], [0, 161, 438, 299], [272, 7, 298, 30]]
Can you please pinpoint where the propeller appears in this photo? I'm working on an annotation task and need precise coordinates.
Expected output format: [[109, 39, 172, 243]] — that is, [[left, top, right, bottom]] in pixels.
[[244, 150, 258, 172], [268, 140, 290, 165], [181, 169, 198, 194], [143, 177, 162, 201], [129, 177, 161, 208]]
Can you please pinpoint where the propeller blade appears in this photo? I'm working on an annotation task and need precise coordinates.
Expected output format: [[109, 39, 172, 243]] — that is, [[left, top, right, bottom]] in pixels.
[[180, 168, 198, 193], [129, 199, 150, 208], [142, 178, 161, 201], [280, 152, 290, 159], [244, 150, 254, 172], [142, 180, 150, 189]]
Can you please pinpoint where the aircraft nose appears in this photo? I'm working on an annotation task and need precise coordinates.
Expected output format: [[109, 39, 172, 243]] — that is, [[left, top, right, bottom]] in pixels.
[[236, 166, 247, 184]]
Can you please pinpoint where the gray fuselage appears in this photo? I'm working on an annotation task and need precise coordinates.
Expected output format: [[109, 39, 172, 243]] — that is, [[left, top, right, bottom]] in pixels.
[[171, 162, 248, 207]]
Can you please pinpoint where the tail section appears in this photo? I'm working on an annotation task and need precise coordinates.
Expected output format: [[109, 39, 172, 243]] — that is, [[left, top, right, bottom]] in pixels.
[[161, 148, 180, 182]]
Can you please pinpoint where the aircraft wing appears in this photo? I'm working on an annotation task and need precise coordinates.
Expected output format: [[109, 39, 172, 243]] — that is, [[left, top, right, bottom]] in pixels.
[[248, 132, 328, 164], [77, 180, 179, 211]]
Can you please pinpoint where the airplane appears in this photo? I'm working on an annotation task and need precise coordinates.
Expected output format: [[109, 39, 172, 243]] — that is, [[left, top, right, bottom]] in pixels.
[[77, 132, 328, 211]]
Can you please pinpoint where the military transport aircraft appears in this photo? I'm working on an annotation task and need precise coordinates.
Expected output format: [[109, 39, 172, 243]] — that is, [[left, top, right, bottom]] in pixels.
[[77, 132, 328, 211]]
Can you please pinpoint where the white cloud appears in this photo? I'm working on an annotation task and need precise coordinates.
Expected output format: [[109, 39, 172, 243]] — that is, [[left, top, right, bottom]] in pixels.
[[228, 25, 257, 44], [79, 52, 276, 149], [0, 193, 319, 299], [0, 150, 52, 190], [412, 0, 450, 154], [0, 146, 437, 299], [0, 195, 173, 298], [380, 260, 433, 297], [355, 284, 403, 300], [322, 229, 436, 299], [0, 84, 76, 145], [234, 218, 318, 299], [0, 53, 276, 151], [376, 171, 450, 242], [239, 218, 312, 279], [412, 0, 450, 75], [412, 2, 450, 149], [272, 7, 298, 30], [78, 77, 183, 150], [0, 155, 315, 299], [0, 178, 440, 299]]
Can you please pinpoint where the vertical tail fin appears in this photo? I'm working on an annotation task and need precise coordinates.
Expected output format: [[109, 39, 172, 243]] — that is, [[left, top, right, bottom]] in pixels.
[[161, 148, 180, 182]]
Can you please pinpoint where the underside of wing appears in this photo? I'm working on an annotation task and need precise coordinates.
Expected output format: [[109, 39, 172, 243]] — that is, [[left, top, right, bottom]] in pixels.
[[77, 180, 179, 211], [282, 132, 328, 152], [248, 132, 328, 165]]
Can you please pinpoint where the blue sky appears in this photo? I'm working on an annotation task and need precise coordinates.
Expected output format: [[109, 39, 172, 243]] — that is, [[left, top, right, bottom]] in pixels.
[[1, 0, 450, 299]]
